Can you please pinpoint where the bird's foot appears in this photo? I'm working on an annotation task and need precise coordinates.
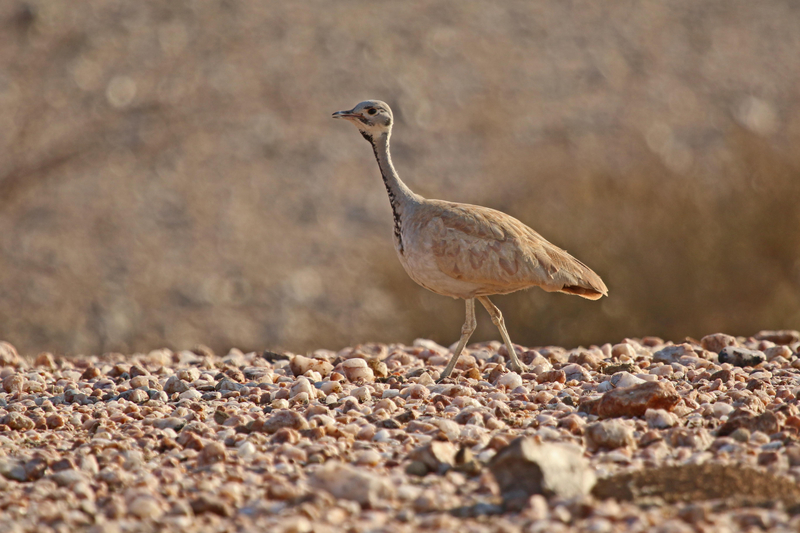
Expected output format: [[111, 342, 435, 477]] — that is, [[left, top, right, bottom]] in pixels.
[[509, 361, 527, 375], [435, 372, 452, 385]]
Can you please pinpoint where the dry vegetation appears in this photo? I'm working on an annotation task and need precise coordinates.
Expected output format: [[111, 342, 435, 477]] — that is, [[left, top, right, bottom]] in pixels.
[[0, 1, 799, 357]]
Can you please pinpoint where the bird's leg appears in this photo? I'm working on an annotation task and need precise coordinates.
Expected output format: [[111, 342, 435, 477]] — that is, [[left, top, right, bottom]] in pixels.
[[477, 296, 526, 374], [437, 298, 476, 382]]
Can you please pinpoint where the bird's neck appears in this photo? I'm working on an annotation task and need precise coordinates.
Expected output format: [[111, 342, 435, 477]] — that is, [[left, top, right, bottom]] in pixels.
[[369, 132, 416, 253]]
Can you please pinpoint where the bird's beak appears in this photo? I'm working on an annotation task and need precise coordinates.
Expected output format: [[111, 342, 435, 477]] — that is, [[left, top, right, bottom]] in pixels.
[[332, 109, 357, 119]]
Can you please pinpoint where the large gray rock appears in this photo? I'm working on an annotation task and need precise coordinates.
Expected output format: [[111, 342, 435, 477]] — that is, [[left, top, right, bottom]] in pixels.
[[488, 437, 596, 510]]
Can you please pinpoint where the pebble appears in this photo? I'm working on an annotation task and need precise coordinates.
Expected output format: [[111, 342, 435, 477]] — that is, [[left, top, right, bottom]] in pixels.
[[290, 377, 315, 398], [290, 355, 333, 377], [653, 344, 694, 364], [0, 333, 796, 531], [408, 441, 456, 475], [645, 408, 679, 429], [496, 372, 523, 389], [178, 389, 202, 401], [700, 333, 737, 353], [718, 347, 765, 367], [584, 419, 636, 450], [341, 359, 375, 382], [597, 381, 680, 418], [610, 372, 645, 389]]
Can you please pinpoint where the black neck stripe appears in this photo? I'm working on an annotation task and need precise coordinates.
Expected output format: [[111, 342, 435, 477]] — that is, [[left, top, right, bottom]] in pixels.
[[370, 139, 404, 254]]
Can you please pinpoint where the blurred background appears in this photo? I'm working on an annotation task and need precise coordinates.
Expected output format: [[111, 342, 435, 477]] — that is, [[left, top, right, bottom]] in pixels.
[[1, 1, 799, 356]]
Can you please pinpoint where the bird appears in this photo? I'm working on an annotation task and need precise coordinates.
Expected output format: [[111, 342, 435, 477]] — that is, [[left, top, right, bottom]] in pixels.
[[332, 100, 608, 382]]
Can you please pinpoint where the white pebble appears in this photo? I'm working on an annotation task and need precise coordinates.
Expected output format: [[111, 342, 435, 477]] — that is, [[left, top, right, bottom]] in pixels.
[[352, 386, 371, 402], [712, 402, 735, 418], [178, 389, 201, 401], [373, 429, 392, 442], [342, 358, 375, 382], [496, 372, 523, 389], [320, 380, 342, 395], [610, 372, 645, 389], [237, 441, 256, 457], [290, 377, 314, 398], [645, 408, 678, 429]]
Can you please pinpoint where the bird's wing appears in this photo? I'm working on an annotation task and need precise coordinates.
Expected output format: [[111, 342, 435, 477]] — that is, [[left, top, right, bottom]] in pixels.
[[424, 201, 607, 298]]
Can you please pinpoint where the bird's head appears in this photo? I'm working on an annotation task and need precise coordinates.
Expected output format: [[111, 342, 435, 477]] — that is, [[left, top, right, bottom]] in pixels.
[[332, 100, 393, 142]]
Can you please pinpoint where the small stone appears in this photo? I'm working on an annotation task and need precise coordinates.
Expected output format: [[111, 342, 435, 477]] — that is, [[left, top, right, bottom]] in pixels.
[[405, 460, 429, 477], [597, 381, 680, 418], [153, 417, 186, 431], [408, 441, 456, 475], [129, 375, 150, 389], [718, 347, 765, 367], [488, 437, 596, 510], [645, 408, 679, 429], [0, 458, 26, 482], [198, 441, 227, 466], [496, 372, 523, 389], [570, 351, 604, 370], [610, 372, 645, 389], [3, 373, 25, 393], [711, 402, 735, 418], [417, 372, 435, 385], [165, 375, 191, 394], [755, 330, 800, 345], [653, 344, 694, 364], [178, 389, 202, 401], [352, 386, 372, 402], [611, 343, 636, 359], [290, 355, 333, 377], [190, 495, 233, 517], [128, 495, 163, 520], [603, 363, 636, 375], [81, 366, 102, 380], [257, 410, 309, 434], [52, 469, 89, 488], [126, 389, 149, 404], [585, 419, 636, 450], [290, 377, 315, 398], [538, 370, 566, 384], [401, 384, 426, 401], [0, 341, 21, 367], [561, 364, 592, 382], [367, 358, 389, 378], [310, 461, 395, 508], [177, 368, 201, 382], [34, 352, 56, 369], [5, 412, 35, 431], [354, 449, 381, 466], [46, 414, 65, 429], [22, 457, 47, 481], [764, 345, 792, 362], [342, 358, 375, 382], [718, 409, 780, 437], [129, 364, 149, 378], [237, 441, 256, 457], [320, 380, 342, 395], [700, 333, 737, 353]]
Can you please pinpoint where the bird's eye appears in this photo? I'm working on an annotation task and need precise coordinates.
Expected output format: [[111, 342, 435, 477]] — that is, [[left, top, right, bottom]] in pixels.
[[367, 108, 377, 115]]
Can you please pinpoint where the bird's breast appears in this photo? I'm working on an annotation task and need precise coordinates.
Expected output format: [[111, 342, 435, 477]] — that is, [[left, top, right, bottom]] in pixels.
[[394, 225, 484, 299]]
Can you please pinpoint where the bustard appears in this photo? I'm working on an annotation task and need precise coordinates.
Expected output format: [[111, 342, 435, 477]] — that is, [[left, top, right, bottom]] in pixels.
[[333, 100, 608, 381]]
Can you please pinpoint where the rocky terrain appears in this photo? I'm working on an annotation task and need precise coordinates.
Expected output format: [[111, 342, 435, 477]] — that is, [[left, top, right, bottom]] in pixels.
[[2, 330, 800, 532]]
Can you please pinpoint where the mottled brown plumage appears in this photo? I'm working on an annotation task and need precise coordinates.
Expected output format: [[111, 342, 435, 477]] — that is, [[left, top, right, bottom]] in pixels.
[[333, 100, 607, 381]]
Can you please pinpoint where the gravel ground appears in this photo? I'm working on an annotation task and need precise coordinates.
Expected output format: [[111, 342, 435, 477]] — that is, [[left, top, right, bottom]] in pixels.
[[1, 330, 800, 532]]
